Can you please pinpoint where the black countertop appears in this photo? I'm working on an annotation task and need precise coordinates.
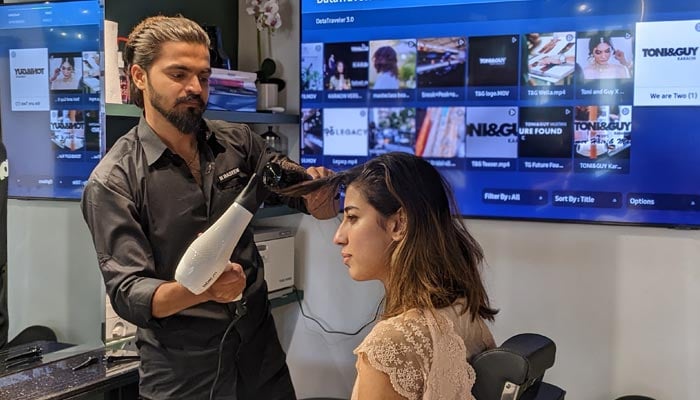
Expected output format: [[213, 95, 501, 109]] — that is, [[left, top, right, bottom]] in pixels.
[[0, 346, 139, 400]]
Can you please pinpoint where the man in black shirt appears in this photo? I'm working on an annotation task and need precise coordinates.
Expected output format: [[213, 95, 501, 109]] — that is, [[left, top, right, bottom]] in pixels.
[[81, 16, 335, 400]]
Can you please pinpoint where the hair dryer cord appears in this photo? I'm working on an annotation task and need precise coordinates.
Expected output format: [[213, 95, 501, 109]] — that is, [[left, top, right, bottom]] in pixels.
[[209, 299, 248, 400]]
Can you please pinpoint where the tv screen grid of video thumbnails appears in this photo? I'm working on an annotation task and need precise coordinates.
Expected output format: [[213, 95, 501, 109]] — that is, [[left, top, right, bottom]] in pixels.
[[0, 0, 104, 200], [298, 2, 700, 228]]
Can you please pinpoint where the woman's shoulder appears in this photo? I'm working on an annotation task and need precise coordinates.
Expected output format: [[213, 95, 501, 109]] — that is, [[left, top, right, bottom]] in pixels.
[[353, 310, 435, 399], [354, 307, 478, 399], [355, 309, 434, 358]]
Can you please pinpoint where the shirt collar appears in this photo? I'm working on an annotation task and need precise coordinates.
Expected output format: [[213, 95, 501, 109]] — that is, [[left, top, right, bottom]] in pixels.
[[137, 116, 168, 167], [137, 115, 224, 167]]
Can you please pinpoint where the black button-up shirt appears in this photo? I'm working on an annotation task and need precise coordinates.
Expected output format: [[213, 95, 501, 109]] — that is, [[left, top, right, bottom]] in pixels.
[[81, 116, 306, 350]]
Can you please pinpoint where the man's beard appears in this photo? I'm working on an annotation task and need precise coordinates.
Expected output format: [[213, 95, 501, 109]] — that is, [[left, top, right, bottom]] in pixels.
[[148, 82, 205, 135]]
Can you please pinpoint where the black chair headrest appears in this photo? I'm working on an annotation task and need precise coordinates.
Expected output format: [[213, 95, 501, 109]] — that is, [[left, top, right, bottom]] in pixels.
[[471, 333, 557, 400]]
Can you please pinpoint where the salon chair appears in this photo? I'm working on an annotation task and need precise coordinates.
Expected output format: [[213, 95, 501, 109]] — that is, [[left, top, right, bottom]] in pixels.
[[7, 325, 58, 347], [303, 333, 564, 400], [471, 333, 565, 399]]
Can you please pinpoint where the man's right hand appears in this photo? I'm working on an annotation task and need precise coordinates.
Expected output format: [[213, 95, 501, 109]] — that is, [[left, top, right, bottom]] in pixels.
[[204, 262, 246, 303]]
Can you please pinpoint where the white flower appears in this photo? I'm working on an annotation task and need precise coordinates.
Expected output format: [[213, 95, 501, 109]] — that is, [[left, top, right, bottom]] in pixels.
[[247, 0, 282, 32], [262, 0, 279, 15], [265, 12, 282, 30]]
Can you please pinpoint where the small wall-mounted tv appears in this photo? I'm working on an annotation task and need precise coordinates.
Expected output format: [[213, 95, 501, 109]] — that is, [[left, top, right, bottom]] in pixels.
[[0, 0, 104, 200], [299, 0, 700, 229]]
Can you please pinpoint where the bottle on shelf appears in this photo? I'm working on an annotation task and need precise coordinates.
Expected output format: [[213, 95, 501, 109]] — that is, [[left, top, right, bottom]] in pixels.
[[261, 125, 287, 155], [201, 25, 231, 70]]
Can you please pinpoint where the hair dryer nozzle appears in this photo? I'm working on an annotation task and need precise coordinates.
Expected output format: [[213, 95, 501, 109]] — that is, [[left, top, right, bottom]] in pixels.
[[262, 160, 311, 190], [234, 173, 266, 214]]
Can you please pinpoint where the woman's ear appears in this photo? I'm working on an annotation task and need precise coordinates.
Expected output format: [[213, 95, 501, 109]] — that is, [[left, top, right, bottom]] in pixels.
[[388, 208, 407, 242]]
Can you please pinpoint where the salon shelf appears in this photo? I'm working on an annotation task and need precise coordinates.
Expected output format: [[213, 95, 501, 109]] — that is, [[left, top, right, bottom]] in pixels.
[[270, 288, 303, 309], [255, 205, 301, 219], [105, 103, 300, 124]]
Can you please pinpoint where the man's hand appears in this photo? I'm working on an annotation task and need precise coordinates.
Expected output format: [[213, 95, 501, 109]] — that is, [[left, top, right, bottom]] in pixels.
[[303, 166, 339, 220], [204, 262, 246, 303]]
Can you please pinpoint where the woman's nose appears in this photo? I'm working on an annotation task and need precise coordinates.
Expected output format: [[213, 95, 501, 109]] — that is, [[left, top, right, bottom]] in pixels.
[[333, 225, 346, 245]]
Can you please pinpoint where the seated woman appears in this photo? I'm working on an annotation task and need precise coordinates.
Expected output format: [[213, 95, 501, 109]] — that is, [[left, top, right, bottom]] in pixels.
[[282, 152, 497, 399]]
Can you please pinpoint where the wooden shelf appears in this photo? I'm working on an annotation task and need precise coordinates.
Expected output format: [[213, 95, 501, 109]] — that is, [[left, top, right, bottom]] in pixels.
[[105, 103, 299, 124]]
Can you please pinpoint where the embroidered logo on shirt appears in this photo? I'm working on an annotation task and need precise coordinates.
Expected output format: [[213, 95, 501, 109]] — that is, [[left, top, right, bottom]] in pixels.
[[216, 168, 241, 185]]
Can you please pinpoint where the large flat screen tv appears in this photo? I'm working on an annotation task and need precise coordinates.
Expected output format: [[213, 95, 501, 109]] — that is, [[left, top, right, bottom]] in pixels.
[[299, 0, 700, 229], [0, 0, 104, 200]]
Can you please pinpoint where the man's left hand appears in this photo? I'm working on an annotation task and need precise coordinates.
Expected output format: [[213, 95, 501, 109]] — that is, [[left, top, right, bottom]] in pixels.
[[303, 166, 338, 220]]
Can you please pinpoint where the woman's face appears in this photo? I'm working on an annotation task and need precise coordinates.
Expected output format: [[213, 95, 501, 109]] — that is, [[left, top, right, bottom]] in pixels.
[[333, 185, 395, 283], [61, 61, 73, 78], [336, 61, 345, 73], [592, 42, 612, 65]]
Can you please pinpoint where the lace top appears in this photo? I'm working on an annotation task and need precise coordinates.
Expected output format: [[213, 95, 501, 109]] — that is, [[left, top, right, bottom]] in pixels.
[[351, 301, 495, 400]]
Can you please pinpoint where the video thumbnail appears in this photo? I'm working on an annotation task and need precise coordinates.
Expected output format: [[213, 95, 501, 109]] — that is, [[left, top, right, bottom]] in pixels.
[[8, 47, 50, 111], [302, 43, 324, 91], [574, 105, 632, 160], [368, 107, 416, 156], [468, 35, 520, 87], [81, 51, 101, 94], [522, 32, 576, 86], [49, 53, 83, 92], [576, 30, 634, 81], [323, 42, 370, 91], [368, 39, 416, 90], [84, 109, 100, 151], [416, 37, 467, 88], [301, 108, 323, 155], [415, 107, 466, 158], [50, 109, 85, 151], [633, 20, 700, 106], [518, 107, 573, 158], [322, 108, 369, 156], [465, 107, 519, 159]]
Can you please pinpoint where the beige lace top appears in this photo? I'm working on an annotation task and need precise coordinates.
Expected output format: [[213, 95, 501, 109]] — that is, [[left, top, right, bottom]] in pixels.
[[351, 301, 495, 400]]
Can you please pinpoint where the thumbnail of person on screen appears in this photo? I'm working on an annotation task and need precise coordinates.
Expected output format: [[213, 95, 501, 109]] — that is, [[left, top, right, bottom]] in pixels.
[[329, 60, 352, 90], [49, 57, 81, 91], [82, 52, 101, 93], [278, 152, 497, 399], [372, 46, 400, 90], [582, 35, 632, 80], [80, 15, 337, 400]]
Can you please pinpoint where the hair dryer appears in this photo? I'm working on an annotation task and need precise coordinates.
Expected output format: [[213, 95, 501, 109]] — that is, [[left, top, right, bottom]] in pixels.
[[174, 161, 311, 296]]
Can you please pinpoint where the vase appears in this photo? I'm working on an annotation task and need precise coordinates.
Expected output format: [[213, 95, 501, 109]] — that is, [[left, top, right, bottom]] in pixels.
[[256, 83, 278, 111]]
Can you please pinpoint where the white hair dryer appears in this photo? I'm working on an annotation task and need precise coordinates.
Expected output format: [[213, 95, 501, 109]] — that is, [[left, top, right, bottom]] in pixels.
[[174, 161, 310, 296]]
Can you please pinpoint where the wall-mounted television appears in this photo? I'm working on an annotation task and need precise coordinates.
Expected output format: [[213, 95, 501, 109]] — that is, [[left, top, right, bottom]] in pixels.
[[0, 0, 104, 200], [299, 0, 700, 229]]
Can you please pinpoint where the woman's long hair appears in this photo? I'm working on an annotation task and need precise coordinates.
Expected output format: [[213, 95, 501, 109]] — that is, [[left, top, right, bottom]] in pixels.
[[373, 46, 399, 78], [278, 152, 497, 321]]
